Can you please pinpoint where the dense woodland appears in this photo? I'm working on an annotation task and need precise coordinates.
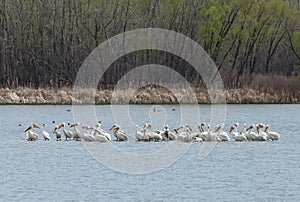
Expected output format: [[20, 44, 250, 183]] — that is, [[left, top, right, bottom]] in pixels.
[[0, 0, 300, 91]]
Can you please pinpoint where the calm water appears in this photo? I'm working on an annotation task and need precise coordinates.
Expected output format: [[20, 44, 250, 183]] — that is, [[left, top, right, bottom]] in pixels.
[[0, 104, 300, 201]]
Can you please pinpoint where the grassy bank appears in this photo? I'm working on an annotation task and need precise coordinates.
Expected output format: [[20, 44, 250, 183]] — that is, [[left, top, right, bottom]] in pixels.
[[0, 86, 299, 104]]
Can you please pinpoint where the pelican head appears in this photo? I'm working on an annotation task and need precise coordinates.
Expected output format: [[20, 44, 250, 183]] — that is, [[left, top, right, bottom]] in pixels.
[[174, 125, 183, 134], [256, 124, 264, 133], [112, 126, 120, 132], [198, 123, 206, 132], [214, 124, 222, 133], [53, 126, 58, 133], [246, 125, 254, 131], [258, 123, 264, 128], [32, 123, 40, 129], [24, 126, 32, 132], [143, 123, 151, 130], [264, 124, 270, 132], [229, 125, 236, 133], [59, 122, 65, 129], [95, 123, 101, 128], [198, 124, 203, 133], [25, 123, 40, 132], [70, 123, 78, 128], [110, 124, 117, 130], [185, 124, 192, 132]]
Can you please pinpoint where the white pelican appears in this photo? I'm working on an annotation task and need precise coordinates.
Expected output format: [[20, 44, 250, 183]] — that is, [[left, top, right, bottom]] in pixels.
[[174, 124, 192, 142], [42, 124, 50, 141], [144, 123, 162, 142], [161, 125, 176, 141], [94, 129, 109, 142], [191, 126, 201, 139], [193, 123, 207, 141], [173, 126, 183, 141], [94, 123, 112, 141], [110, 124, 128, 141], [203, 125, 212, 142], [205, 124, 219, 142], [142, 124, 151, 141], [135, 125, 145, 141], [53, 126, 62, 141], [59, 122, 73, 141], [229, 123, 247, 141], [25, 123, 39, 141], [242, 124, 251, 141], [191, 123, 205, 142], [245, 125, 259, 141], [216, 123, 230, 141], [154, 129, 165, 140], [184, 124, 193, 142], [264, 125, 280, 141], [80, 125, 96, 142], [70, 123, 81, 141], [256, 123, 268, 141]]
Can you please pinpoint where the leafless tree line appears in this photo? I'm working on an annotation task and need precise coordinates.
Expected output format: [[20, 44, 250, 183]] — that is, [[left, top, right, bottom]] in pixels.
[[0, 0, 299, 89]]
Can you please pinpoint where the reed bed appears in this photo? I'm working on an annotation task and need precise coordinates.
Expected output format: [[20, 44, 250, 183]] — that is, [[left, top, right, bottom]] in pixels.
[[1, 85, 298, 104]]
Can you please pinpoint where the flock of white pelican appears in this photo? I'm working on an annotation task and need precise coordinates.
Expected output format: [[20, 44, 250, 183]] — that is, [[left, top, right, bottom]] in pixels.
[[23, 122, 280, 142]]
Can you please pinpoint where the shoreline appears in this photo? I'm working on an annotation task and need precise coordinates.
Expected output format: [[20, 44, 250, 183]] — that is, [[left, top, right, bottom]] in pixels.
[[0, 87, 299, 104]]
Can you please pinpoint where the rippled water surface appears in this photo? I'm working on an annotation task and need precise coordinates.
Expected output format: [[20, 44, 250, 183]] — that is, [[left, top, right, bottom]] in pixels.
[[0, 104, 299, 201]]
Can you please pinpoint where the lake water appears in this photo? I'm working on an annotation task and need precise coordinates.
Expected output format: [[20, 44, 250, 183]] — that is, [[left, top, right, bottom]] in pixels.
[[0, 104, 299, 201]]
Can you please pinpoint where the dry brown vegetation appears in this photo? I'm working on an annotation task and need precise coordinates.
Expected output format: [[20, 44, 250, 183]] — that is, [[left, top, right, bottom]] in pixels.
[[1, 75, 299, 104]]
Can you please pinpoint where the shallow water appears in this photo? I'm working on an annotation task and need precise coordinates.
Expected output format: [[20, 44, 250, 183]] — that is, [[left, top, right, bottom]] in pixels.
[[0, 104, 300, 201]]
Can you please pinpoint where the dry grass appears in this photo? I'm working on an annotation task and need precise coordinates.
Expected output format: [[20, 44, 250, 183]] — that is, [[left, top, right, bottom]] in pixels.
[[0, 75, 299, 104]]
